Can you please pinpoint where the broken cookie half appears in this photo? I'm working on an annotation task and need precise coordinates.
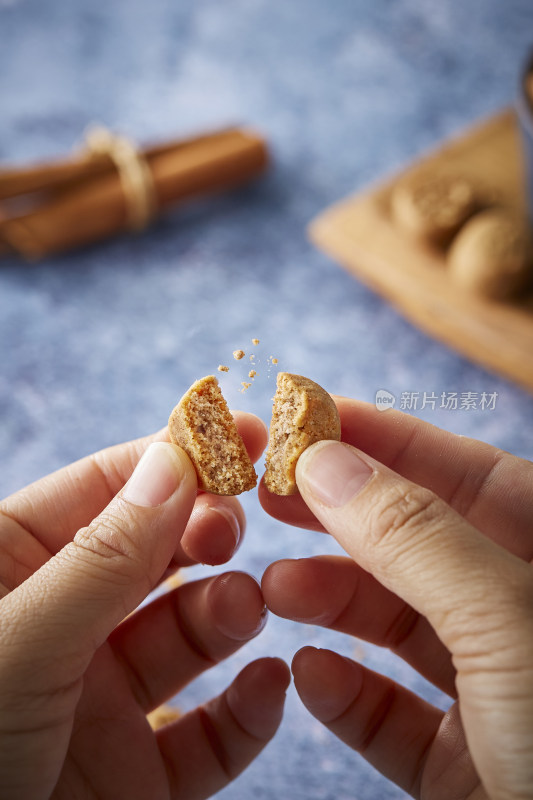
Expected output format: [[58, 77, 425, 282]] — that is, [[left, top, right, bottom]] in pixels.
[[168, 375, 257, 495], [168, 372, 340, 497], [263, 372, 341, 495]]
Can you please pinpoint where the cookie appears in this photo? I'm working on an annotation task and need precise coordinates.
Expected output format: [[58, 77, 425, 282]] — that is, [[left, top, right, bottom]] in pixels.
[[447, 209, 533, 300], [264, 372, 341, 496], [168, 375, 257, 495], [391, 170, 479, 245]]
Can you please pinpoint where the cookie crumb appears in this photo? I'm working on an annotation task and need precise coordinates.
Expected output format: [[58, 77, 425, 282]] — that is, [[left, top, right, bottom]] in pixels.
[[164, 572, 183, 590], [248, 370, 257, 378], [241, 381, 252, 392], [252, 338, 260, 345], [217, 365, 230, 372], [271, 357, 278, 364], [147, 705, 181, 731], [233, 350, 245, 360]]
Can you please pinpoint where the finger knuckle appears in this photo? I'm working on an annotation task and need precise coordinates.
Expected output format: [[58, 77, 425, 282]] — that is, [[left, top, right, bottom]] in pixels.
[[454, 564, 533, 659], [381, 602, 420, 651], [72, 511, 148, 583], [367, 482, 445, 555], [357, 684, 397, 754]]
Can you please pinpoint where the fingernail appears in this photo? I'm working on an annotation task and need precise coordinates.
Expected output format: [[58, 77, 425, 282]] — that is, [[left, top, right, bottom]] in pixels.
[[208, 505, 242, 548], [297, 441, 373, 507], [292, 647, 363, 723], [208, 573, 268, 641], [122, 442, 184, 507], [227, 658, 290, 740]]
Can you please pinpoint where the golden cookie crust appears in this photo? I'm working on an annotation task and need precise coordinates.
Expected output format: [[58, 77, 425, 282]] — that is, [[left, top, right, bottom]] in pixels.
[[447, 209, 533, 300], [391, 170, 479, 245], [264, 372, 341, 496]]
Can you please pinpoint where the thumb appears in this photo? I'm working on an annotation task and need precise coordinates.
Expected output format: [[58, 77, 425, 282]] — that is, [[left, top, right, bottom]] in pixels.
[[295, 440, 533, 794], [1, 442, 197, 683], [295, 439, 531, 660]]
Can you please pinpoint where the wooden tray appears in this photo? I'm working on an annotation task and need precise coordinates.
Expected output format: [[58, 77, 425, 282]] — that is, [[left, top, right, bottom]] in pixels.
[[309, 109, 533, 394]]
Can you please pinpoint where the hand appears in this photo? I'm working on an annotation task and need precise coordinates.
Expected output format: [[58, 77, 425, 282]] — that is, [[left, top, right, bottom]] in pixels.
[[0, 413, 289, 800], [260, 397, 533, 800]]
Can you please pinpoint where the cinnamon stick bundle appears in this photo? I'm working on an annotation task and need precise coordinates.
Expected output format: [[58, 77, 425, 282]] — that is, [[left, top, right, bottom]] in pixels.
[[0, 127, 269, 259]]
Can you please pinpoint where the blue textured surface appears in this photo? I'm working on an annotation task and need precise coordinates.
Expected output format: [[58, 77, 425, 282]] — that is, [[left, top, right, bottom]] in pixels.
[[2, 1, 533, 798]]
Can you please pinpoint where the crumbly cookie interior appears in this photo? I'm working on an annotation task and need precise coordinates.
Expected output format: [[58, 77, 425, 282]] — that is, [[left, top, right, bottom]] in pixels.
[[168, 375, 257, 495]]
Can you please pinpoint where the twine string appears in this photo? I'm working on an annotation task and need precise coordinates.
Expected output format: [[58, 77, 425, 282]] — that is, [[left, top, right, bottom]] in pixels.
[[85, 126, 157, 231]]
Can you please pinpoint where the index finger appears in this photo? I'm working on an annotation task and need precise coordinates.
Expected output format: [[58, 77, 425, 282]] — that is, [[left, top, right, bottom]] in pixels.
[[1, 411, 268, 558], [259, 397, 533, 561]]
